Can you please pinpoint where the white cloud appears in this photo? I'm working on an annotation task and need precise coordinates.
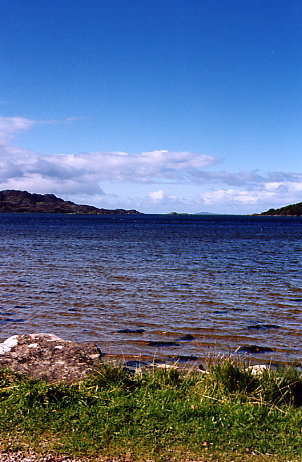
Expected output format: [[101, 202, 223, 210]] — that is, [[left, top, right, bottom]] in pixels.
[[265, 181, 302, 193], [149, 190, 165, 201], [0, 115, 302, 212], [0, 116, 221, 194], [0, 116, 35, 139], [202, 189, 275, 205], [148, 189, 177, 202], [0, 149, 220, 192]]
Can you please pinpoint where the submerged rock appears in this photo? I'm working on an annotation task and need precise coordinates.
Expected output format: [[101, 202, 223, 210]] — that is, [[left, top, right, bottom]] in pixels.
[[247, 324, 280, 330], [236, 345, 274, 354], [124, 360, 150, 368], [117, 328, 145, 334], [176, 334, 196, 341], [148, 341, 180, 348], [0, 333, 102, 383], [173, 355, 199, 362]]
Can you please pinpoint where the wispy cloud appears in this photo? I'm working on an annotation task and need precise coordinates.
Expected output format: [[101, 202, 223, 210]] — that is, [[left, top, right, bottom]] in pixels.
[[0, 116, 36, 140]]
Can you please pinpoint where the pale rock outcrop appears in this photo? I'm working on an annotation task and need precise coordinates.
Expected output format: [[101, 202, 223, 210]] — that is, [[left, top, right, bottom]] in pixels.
[[0, 333, 102, 383]]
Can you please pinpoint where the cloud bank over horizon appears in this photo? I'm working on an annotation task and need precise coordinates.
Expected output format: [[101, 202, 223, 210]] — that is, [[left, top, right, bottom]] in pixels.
[[0, 116, 301, 213]]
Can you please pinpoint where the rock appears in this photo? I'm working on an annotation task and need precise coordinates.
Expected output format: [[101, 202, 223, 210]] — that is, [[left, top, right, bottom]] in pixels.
[[153, 363, 177, 369], [0, 335, 19, 354], [0, 333, 102, 383], [176, 334, 196, 341], [247, 324, 280, 330], [148, 341, 180, 347], [248, 364, 269, 375], [123, 359, 154, 373], [124, 360, 150, 369], [117, 328, 145, 334], [173, 355, 199, 362], [236, 345, 273, 354]]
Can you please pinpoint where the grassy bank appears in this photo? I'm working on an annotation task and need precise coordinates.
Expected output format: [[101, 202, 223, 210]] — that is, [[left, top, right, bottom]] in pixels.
[[0, 360, 302, 461]]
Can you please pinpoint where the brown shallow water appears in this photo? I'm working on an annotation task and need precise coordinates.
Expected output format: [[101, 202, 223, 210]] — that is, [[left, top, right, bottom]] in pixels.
[[1, 213, 302, 365]]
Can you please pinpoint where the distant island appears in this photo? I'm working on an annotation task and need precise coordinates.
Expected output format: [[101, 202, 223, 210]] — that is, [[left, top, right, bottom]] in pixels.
[[0, 190, 140, 215], [167, 211, 217, 216], [260, 201, 302, 217]]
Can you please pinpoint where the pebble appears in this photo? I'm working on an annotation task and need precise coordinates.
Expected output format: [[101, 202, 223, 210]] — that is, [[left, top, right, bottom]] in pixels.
[[0, 454, 128, 462]]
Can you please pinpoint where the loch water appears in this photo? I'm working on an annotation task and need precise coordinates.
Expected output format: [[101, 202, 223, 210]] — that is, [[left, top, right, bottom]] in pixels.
[[1, 213, 302, 364]]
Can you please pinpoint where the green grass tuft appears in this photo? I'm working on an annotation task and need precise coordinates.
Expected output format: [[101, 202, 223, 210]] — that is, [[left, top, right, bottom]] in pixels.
[[0, 362, 302, 461]]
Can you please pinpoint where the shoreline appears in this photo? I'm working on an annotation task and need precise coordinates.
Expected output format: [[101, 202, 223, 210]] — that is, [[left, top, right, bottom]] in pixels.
[[0, 333, 298, 385]]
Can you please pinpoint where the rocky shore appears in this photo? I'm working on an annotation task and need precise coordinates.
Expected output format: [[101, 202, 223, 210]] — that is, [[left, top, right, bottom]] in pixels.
[[0, 333, 279, 384], [0, 333, 205, 383]]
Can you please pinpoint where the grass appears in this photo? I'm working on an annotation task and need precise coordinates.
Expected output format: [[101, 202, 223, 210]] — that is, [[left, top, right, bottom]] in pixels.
[[0, 360, 302, 461]]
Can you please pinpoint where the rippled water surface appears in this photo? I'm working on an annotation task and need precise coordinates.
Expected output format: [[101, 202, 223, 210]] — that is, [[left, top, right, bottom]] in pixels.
[[1, 213, 302, 364]]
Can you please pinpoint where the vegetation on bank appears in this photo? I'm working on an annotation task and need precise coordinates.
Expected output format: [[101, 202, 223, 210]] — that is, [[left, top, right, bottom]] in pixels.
[[0, 360, 302, 461], [261, 201, 302, 216]]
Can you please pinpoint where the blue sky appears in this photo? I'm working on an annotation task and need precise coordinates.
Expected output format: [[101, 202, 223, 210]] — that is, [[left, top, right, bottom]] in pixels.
[[0, 0, 301, 213]]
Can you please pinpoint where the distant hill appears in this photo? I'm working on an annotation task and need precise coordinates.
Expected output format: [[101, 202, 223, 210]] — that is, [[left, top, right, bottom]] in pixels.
[[0, 190, 140, 215], [260, 202, 302, 216]]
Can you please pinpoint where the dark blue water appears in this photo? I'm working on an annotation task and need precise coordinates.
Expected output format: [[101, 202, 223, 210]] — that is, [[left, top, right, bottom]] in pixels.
[[1, 213, 302, 364]]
